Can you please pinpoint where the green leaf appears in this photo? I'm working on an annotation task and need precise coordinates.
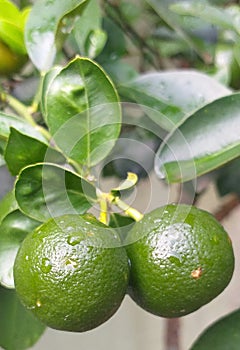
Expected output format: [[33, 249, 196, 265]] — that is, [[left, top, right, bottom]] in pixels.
[[84, 29, 107, 59], [0, 210, 40, 288], [0, 191, 18, 224], [15, 163, 97, 222], [41, 66, 62, 120], [171, 1, 239, 35], [45, 56, 121, 167], [102, 60, 138, 85], [25, 0, 89, 71], [97, 17, 126, 63], [119, 71, 231, 131], [216, 157, 240, 197], [191, 309, 240, 350], [72, 0, 106, 58], [0, 112, 46, 154], [0, 286, 46, 350], [4, 128, 65, 176], [145, 0, 207, 61], [155, 93, 240, 183], [109, 213, 135, 241]]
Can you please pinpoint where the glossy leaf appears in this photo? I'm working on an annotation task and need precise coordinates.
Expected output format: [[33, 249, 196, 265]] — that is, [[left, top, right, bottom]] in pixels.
[[72, 0, 106, 58], [25, 0, 89, 71], [45, 57, 121, 167], [41, 66, 62, 120], [0, 210, 40, 288], [5, 128, 65, 175], [0, 191, 18, 224], [119, 71, 231, 131], [85, 29, 107, 59], [15, 163, 97, 222], [0, 112, 46, 154], [155, 93, 240, 183], [191, 309, 240, 350], [0, 286, 45, 350]]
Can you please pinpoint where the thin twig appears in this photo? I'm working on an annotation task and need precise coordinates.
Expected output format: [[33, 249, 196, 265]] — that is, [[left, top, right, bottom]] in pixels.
[[214, 194, 240, 221], [103, 0, 164, 70]]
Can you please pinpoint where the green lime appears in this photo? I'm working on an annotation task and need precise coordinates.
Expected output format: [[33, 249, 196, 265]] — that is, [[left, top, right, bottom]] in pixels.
[[14, 214, 129, 332], [0, 40, 27, 76], [126, 204, 234, 318], [191, 309, 240, 350]]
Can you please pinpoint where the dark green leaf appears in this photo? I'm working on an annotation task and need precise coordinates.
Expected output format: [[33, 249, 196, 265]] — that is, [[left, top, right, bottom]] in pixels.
[[0, 210, 40, 288], [191, 309, 240, 350], [155, 93, 240, 183], [97, 17, 126, 63], [0, 286, 45, 350], [25, 0, 89, 71], [109, 213, 135, 242], [0, 112, 46, 154], [5, 128, 65, 175], [0, 191, 18, 224], [45, 56, 121, 167], [15, 163, 97, 222], [216, 157, 240, 197], [119, 71, 230, 131]]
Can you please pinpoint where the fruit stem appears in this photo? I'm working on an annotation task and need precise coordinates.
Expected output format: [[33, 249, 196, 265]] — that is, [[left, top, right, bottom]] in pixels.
[[29, 72, 45, 114], [98, 193, 109, 225], [1, 92, 52, 141], [113, 196, 144, 222]]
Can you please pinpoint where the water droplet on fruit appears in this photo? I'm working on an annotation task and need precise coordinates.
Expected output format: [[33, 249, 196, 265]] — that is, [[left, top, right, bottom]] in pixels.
[[25, 255, 29, 261], [65, 258, 78, 269], [67, 236, 81, 246], [41, 258, 52, 273]]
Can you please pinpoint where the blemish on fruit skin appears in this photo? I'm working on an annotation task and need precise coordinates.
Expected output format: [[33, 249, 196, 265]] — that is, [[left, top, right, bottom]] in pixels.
[[191, 267, 203, 279], [67, 236, 81, 246]]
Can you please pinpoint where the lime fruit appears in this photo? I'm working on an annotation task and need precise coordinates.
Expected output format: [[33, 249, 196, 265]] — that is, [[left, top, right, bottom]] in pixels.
[[14, 214, 129, 332], [0, 40, 27, 76], [126, 204, 234, 318], [191, 309, 240, 350]]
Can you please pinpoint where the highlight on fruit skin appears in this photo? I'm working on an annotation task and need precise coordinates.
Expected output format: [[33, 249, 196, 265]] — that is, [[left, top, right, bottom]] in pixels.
[[13, 214, 130, 332], [125, 204, 235, 318]]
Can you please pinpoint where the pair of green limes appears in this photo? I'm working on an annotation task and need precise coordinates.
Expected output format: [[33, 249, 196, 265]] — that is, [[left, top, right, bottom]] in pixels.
[[13, 204, 234, 332]]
